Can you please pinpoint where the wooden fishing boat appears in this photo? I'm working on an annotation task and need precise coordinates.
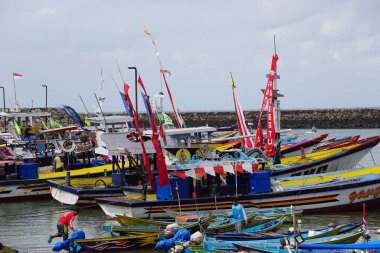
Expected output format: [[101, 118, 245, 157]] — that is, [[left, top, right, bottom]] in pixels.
[[114, 214, 174, 227], [203, 230, 364, 252], [68, 232, 161, 253], [104, 215, 213, 234], [280, 133, 328, 157], [205, 214, 265, 233], [225, 216, 286, 235], [114, 213, 204, 226], [208, 223, 348, 242], [0, 159, 128, 202], [313, 135, 360, 152], [96, 165, 380, 218], [270, 135, 380, 177]]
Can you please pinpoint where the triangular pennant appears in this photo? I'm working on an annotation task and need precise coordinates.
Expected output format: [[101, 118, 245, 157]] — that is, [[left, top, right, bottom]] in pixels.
[[185, 169, 197, 178], [175, 171, 186, 179], [242, 163, 253, 173], [204, 167, 215, 176], [224, 165, 234, 174], [214, 166, 224, 175], [194, 168, 206, 176], [234, 164, 244, 174]]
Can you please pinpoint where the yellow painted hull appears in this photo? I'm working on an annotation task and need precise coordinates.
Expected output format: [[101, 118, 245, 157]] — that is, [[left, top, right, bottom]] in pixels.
[[281, 165, 380, 187], [39, 162, 127, 179]]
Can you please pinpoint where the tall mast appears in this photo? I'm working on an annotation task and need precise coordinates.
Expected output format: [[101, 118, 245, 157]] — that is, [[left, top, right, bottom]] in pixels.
[[272, 35, 282, 142]]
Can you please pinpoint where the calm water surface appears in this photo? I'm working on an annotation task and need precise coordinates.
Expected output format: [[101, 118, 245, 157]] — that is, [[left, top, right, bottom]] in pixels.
[[1, 129, 380, 253]]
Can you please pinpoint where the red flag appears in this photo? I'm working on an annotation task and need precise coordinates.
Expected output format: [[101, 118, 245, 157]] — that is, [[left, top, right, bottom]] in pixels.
[[230, 73, 254, 149], [138, 76, 170, 187], [123, 83, 156, 192], [254, 121, 264, 150], [161, 69, 182, 128], [159, 123, 164, 140], [13, 73, 22, 79], [175, 170, 186, 179], [124, 83, 130, 94], [254, 54, 279, 156], [234, 164, 244, 174], [214, 166, 224, 175], [194, 168, 206, 176]]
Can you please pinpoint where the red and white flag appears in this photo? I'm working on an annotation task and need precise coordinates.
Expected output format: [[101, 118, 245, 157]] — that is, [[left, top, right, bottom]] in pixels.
[[230, 72, 254, 149], [13, 73, 22, 79]]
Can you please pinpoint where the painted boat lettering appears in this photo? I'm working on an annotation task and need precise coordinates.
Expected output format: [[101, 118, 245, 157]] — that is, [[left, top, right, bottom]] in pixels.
[[349, 186, 380, 203]]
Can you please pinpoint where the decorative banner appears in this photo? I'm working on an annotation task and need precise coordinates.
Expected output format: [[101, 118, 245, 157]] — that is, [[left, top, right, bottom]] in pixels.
[[230, 73, 254, 149], [123, 83, 156, 191], [172, 163, 259, 178], [161, 70, 182, 128], [254, 54, 279, 156], [138, 76, 170, 187], [204, 167, 215, 176]]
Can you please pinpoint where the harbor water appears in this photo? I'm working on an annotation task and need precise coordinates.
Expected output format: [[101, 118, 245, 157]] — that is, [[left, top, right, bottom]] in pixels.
[[1, 129, 380, 253]]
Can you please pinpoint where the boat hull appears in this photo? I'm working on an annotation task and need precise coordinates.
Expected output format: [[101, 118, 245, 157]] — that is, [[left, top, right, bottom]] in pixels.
[[97, 172, 380, 218]]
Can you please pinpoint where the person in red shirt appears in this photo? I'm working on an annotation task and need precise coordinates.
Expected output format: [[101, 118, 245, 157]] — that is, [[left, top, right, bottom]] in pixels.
[[48, 208, 79, 243]]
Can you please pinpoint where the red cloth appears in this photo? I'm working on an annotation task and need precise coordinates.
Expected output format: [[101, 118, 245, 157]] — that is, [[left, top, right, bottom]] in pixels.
[[58, 211, 76, 230]]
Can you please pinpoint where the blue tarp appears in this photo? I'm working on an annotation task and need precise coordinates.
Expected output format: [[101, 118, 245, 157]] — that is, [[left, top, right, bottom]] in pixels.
[[154, 229, 191, 251], [52, 229, 85, 252]]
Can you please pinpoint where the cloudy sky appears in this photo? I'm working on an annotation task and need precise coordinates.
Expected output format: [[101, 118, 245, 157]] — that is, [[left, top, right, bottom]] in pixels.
[[0, 0, 379, 113]]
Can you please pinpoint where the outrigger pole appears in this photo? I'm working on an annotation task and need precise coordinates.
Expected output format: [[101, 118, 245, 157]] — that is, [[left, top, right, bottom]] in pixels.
[[79, 95, 90, 115]]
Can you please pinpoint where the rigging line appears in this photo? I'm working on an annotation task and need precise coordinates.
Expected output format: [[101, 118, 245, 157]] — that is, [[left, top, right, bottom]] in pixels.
[[144, 27, 164, 92], [110, 76, 121, 93], [369, 150, 376, 166]]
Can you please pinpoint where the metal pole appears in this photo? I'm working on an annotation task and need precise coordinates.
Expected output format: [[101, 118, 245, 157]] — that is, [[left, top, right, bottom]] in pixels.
[[0, 87, 6, 131], [12, 75, 16, 101], [42, 85, 48, 125], [79, 95, 90, 115], [128, 67, 138, 116]]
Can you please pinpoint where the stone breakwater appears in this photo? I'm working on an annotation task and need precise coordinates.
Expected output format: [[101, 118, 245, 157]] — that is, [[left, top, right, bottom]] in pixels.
[[9, 107, 380, 129]]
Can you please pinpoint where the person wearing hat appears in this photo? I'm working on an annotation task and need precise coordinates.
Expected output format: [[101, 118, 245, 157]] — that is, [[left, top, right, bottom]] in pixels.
[[224, 196, 247, 233], [48, 208, 79, 243]]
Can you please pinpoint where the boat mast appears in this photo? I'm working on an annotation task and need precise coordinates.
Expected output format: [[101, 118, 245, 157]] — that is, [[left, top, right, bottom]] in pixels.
[[272, 35, 283, 143]]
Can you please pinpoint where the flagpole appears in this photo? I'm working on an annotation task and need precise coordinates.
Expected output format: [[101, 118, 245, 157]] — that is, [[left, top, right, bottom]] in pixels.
[[12, 75, 16, 101], [176, 182, 182, 216], [94, 92, 108, 128]]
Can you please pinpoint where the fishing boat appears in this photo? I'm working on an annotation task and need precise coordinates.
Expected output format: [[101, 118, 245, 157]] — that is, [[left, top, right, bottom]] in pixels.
[[114, 213, 205, 227], [224, 216, 286, 235], [203, 230, 364, 252], [67, 232, 161, 253], [280, 133, 328, 157], [103, 215, 212, 234], [205, 214, 278, 233], [227, 240, 380, 253], [0, 155, 133, 202], [207, 223, 349, 242], [96, 165, 380, 218]]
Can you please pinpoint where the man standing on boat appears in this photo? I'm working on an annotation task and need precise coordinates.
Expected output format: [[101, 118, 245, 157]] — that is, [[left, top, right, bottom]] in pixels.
[[52, 154, 63, 172], [48, 208, 79, 243], [225, 196, 248, 233]]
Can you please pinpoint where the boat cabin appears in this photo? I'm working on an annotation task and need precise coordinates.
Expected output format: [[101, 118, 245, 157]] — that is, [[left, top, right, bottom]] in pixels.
[[162, 126, 217, 148], [85, 115, 133, 133]]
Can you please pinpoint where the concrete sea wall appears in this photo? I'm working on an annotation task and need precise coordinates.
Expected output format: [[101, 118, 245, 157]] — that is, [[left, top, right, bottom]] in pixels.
[[9, 107, 380, 129]]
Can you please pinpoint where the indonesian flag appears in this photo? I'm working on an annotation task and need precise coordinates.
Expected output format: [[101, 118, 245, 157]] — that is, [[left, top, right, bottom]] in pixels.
[[13, 73, 22, 79]]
